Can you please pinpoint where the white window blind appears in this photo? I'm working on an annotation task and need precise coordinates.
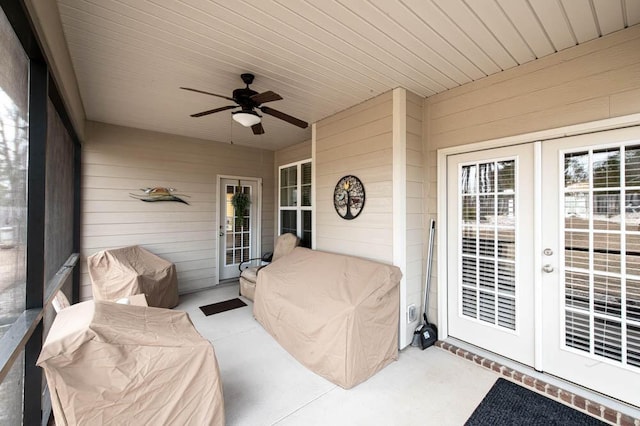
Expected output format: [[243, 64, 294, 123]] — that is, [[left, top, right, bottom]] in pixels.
[[563, 144, 640, 368], [459, 159, 517, 330]]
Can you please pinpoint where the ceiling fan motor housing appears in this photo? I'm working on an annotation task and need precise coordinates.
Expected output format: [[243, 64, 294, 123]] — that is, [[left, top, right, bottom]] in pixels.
[[232, 87, 260, 109]]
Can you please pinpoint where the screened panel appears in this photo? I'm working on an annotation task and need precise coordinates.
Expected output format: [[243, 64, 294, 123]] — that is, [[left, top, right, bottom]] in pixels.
[[0, 4, 29, 335], [0, 18, 29, 419], [459, 159, 517, 331], [45, 100, 74, 282], [562, 144, 640, 369], [44, 100, 74, 338], [0, 349, 23, 426]]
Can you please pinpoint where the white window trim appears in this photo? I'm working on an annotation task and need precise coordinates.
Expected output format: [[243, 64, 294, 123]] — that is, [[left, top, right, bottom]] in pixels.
[[278, 159, 312, 246]]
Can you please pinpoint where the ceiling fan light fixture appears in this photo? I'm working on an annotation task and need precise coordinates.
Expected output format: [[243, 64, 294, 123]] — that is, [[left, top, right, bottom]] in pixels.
[[232, 111, 261, 127]]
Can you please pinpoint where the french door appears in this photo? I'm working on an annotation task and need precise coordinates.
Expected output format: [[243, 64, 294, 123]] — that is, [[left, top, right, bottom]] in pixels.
[[447, 126, 640, 406], [541, 126, 640, 407], [219, 178, 259, 280], [447, 143, 536, 367]]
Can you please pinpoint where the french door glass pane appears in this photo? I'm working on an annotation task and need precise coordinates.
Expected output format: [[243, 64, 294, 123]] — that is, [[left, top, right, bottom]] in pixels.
[[459, 159, 516, 330], [563, 144, 640, 368], [625, 145, 640, 186], [225, 184, 251, 266]]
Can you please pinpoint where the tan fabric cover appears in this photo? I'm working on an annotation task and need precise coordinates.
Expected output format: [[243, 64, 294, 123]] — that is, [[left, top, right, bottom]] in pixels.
[[239, 275, 257, 301], [271, 233, 299, 261], [37, 301, 224, 426], [118, 293, 148, 306], [253, 247, 402, 389], [88, 245, 179, 308], [52, 290, 71, 313], [239, 233, 300, 301]]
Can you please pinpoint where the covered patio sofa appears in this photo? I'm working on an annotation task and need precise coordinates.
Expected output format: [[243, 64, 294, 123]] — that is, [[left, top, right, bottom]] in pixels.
[[253, 247, 402, 389]]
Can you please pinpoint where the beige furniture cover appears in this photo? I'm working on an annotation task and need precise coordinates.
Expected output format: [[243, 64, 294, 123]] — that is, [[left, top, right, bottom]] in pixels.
[[239, 232, 299, 301], [37, 300, 224, 426], [88, 245, 179, 308], [253, 247, 402, 389]]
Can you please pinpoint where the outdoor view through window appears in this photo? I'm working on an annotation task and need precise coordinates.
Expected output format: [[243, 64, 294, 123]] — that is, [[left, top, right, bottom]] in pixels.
[[0, 7, 29, 425]]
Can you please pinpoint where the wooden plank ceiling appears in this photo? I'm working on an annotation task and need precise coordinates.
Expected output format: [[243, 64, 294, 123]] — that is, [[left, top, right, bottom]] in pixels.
[[56, 0, 640, 150]]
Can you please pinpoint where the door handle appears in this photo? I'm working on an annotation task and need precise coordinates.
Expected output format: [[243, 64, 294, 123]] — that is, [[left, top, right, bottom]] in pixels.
[[543, 264, 554, 273], [219, 231, 224, 237]]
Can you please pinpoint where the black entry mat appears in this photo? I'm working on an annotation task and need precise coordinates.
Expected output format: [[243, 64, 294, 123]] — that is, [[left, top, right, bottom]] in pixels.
[[199, 298, 247, 316], [465, 378, 606, 426]]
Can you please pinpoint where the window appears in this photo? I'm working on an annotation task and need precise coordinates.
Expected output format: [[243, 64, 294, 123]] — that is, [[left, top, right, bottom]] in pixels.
[[279, 160, 312, 248]]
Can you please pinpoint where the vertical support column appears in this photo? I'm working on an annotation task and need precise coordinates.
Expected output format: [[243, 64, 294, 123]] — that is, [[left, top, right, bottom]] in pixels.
[[436, 149, 449, 339], [311, 123, 317, 250], [392, 88, 408, 348], [24, 58, 47, 425]]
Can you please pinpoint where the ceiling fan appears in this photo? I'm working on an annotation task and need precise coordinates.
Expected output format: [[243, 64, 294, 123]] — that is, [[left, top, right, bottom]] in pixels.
[[181, 73, 308, 135]]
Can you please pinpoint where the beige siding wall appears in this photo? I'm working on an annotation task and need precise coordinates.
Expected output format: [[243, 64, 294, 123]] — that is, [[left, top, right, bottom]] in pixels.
[[315, 90, 423, 347], [405, 91, 424, 332], [427, 25, 640, 151], [81, 121, 274, 300], [425, 25, 640, 325], [275, 140, 311, 167], [315, 92, 394, 262]]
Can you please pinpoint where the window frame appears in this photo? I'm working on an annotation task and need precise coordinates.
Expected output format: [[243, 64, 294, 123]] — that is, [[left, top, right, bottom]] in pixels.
[[278, 159, 312, 247]]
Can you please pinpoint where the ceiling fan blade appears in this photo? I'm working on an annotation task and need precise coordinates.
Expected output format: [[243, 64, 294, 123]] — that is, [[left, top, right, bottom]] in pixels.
[[259, 106, 308, 129], [250, 91, 283, 105], [180, 87, 235, 102], [190, 105, 236, 117], [251, 123, 265, 135]]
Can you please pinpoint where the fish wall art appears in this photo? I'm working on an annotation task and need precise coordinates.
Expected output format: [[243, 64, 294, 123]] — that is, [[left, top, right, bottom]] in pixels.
[[129, 187, 190, 205]]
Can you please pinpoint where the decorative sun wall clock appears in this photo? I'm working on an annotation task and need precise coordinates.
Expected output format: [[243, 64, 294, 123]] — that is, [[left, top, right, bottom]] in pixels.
[[333, 175, 365, 220]]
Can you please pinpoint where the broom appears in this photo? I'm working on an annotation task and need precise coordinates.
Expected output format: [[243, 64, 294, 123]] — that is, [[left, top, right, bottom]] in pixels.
[[411, 219, 438, 349]]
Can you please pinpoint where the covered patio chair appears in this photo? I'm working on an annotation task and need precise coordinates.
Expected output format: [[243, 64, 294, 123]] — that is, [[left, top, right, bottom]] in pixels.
[[239, 233, 299, 301], [38, 300, 224, 425], [87, 245, 179, 308]]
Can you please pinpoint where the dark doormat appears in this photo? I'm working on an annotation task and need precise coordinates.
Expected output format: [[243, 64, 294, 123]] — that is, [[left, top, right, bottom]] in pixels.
[[465, 378, 606, 426], [199, 298, 247, 316]]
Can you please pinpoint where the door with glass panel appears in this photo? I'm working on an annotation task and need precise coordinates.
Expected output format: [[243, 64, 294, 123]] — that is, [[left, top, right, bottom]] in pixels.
[[541, 126, 640, 407], [219, 178, 258, 280], [447, 144, 536, 366]]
